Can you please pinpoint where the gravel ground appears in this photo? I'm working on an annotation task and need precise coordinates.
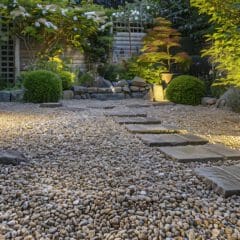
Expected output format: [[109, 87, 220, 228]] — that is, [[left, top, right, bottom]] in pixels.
[[0, 99, 239, 240]]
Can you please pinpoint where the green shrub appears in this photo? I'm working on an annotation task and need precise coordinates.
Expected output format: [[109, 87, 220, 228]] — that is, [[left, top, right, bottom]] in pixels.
[[23, 70, 62, 103], [166, 75, 206, 105], [58, 71, 75, 90], [78, 73, 94, 87], [226, 88, 240, 113], [211, 81, 229, 98]]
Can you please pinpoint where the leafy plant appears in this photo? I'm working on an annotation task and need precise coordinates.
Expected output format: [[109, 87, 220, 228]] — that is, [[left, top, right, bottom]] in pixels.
[[166, 75, 206, 105], [77, 73, 94, 87], [226, 88, 240, 113], [58, 71, 76, 90], [97, 64, 128, 81], [191, 0, 240, 88], [23, 70, 62, 103], [138, 17, 191, 73]]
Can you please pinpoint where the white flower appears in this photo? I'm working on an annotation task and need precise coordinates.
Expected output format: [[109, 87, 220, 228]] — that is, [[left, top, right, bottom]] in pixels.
[[42, 10, 47, 15], [146, 6, 150, 10], [74, 27, 78, 31], [73, 16, 78, 21], [37, 4, 43, 9], [34, 22, 41, 27], [61, 9, 67, 16]]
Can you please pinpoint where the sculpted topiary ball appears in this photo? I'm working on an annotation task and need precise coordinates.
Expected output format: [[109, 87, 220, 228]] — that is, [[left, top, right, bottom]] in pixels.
[[166, 75, 206, 105], [23, 70, 62, 103]]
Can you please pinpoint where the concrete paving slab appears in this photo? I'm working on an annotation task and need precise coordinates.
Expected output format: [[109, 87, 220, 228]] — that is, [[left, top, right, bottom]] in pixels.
[[40, 102, 63, 108], [126, 104, 150, 108], [125, 124, 182, 134], [203, 144, 240, 160], [138, 134, 208, 146], [115, 117, 162, 125], [104, 112, 147, 117], [159, 145, 224, 163], [195, 165, 240, 197]]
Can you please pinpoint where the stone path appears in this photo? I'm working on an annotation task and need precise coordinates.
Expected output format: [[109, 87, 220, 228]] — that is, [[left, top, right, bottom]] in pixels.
[[0, 150, 27, 165], [105, 108, 240, 197], [104, 111, 147, 117], [195, 165, 240, 197], [137, 134, 208, 147], [115, 117, 162, 125], [125, 124, 182, 134]]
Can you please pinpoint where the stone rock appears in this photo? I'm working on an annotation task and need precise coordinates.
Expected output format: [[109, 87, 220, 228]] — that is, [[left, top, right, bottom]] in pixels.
[[139, 87, 146, 92], [115, 117, 162, 125], [130, 86, 140, 92], [63, 90, 74, 100], [122, 86, 131, 93], [112, 87, 122, 93], [10, 89, 24, 102], [88, 87, 98, 93], [72, 86, 88, 94], [216, 87, 240, 109], [97, 88, 112, 93], [0, 150, 27, 165], [74, 94, 82, 100], [93, 76, 113, 88], [201, 97, 217, 106], [115, 80, 129, 87], [131, 92, 146, 98], [0, 91, 11, 102], [40, 102, 63, 108], [131, 76, 147, 87]]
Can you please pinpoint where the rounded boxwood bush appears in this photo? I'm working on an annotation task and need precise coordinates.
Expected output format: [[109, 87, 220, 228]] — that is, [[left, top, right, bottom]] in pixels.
[[23, 70, 62, 103], [166, 75, 206, 105], [58, 71, 75, 90]]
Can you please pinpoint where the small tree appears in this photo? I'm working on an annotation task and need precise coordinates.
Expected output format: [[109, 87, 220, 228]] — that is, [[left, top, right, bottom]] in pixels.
[[138, 17, 190, 73]]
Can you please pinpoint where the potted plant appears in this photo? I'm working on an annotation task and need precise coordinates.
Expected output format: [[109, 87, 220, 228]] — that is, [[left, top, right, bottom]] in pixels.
[[138, 17, 191, 86]]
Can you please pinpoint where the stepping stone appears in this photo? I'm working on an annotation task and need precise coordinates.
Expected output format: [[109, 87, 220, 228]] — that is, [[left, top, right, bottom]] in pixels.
[[125, 124, 182, 134], [104, 112, 147, 117], [204, 144, 240, 160], [159, 145, 224, 163], [195, 165, 240, 197], [138, 134, 208, 147], [126, 104, 150, 108], [40, 102, 63, 108], [151, 101, 175, 106], [89, 106, 115, 109], [159, 144, 240, 163], [0, 150, 27, 165], [115, 117, 162, 125]]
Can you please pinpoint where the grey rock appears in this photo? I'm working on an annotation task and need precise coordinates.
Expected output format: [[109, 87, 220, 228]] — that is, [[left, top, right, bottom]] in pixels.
[[0, 150, 27, 165], [201, 97, 217, 106], [0, 91, 11, 102], [63, 90, 74, 100], [131, 76, 147, 87], [115, 80, 129, 87], [10, 89, 24, 102], [72, 86, 88, 94], [93, 76, 113, 88]]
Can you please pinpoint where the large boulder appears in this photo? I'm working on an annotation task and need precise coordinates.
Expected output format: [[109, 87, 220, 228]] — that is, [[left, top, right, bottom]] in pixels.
[[130, 76, 147, 87], [72, 86, 88, 94], [0, 91, 11, 102], [93, 76, 113, 88], [216, 87, 240, 112], [63, 90, 74, 100]]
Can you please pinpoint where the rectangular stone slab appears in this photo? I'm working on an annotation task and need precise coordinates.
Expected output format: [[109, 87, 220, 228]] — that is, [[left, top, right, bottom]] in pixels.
[[203, 144, 240, 160], [115, 117, 162, 125], [159, 145, 224, 163], [104, 112, 147, 117], [195, 165, 240, 197], [125, 124, 182, 134], [138, 134, 208, 147]]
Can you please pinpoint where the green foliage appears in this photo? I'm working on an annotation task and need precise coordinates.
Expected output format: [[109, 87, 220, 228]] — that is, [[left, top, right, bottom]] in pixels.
[[23, 70, 62, 103], [97, 64, 129, 81], [58, 71, 75, 90], [124, 57, 165, 84], [191, 0, 240, 88], [138, 17, 191, 73], [77, 73, 94, 87], [211, 81, 229, 98], [166, 75, 206, 105]]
